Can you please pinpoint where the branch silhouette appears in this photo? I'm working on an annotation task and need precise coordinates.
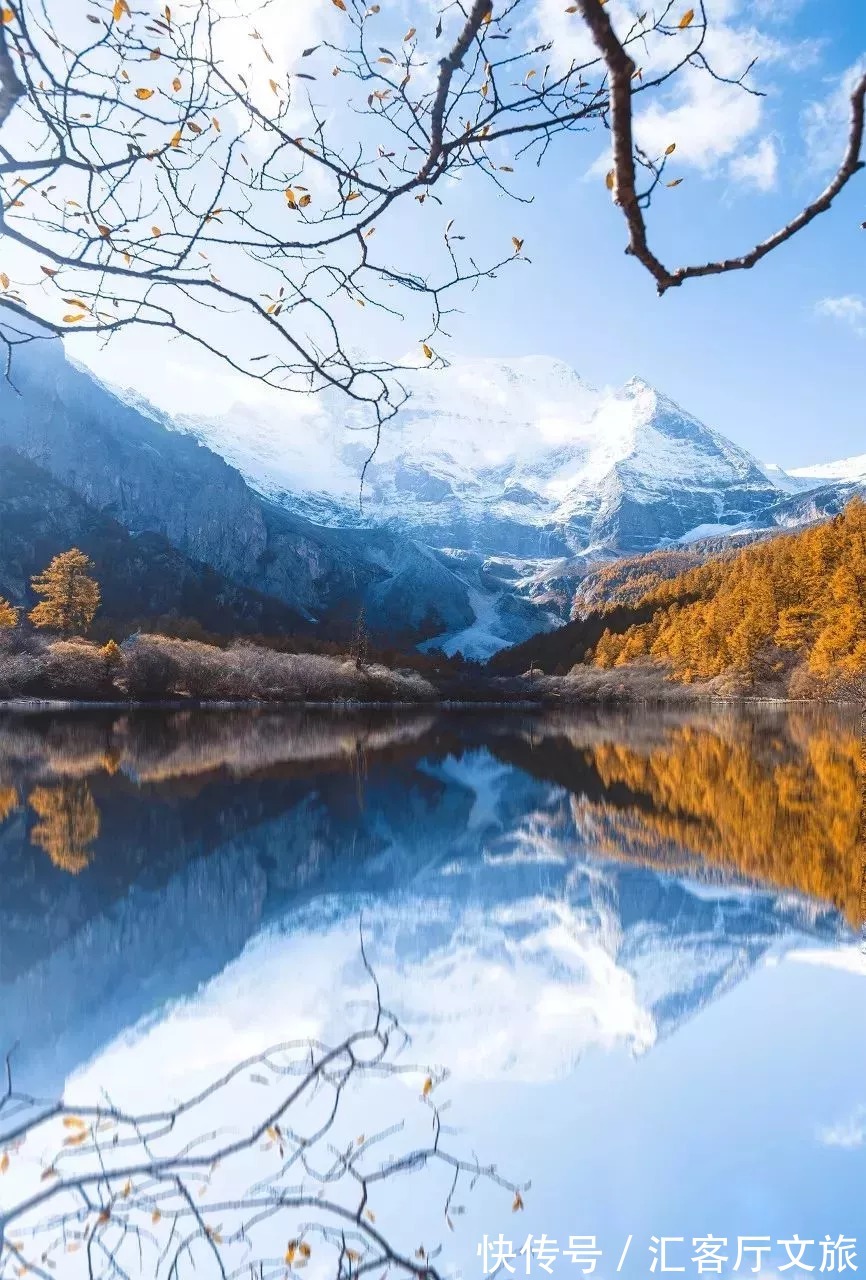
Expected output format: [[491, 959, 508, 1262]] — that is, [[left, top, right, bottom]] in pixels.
[[0, 960, 524, 1280]]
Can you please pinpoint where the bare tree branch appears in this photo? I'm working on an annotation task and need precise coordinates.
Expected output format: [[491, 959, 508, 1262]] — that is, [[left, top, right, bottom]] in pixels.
[[577, 0, 866, 294], [0, 964, 524, 1280]]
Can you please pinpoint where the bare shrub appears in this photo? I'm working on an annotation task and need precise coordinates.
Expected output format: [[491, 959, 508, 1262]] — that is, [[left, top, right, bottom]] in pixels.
[[39, 640, 116, 699], [119, 634, 182, 700]]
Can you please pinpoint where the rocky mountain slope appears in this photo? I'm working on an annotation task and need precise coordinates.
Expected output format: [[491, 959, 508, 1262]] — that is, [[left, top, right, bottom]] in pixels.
[[0, 449, 312, 634], [0, 341, 477, 645]]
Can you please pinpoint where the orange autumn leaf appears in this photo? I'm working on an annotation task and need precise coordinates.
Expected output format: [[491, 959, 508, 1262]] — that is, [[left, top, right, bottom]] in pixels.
[[134, 88, 155, 100]]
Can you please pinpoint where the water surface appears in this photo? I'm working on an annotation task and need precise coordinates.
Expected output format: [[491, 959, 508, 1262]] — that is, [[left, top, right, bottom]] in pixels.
[[0, 705, 864, 1277]]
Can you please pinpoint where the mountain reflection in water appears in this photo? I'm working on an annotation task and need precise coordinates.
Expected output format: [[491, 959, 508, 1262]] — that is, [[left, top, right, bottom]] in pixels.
[[0, 704, 861, 1082], [0, 705, 864, 1278]]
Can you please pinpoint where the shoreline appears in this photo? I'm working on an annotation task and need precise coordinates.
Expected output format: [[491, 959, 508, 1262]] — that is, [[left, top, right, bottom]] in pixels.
[[1, 692, 862, 711]]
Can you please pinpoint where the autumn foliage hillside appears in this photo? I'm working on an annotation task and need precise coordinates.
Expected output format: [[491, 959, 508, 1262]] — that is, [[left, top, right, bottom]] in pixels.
[[591, 498, 865, 694]]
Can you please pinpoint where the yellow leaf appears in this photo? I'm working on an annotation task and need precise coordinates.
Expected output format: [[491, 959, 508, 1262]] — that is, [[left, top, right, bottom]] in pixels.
[[298, 193, 312, 207], [564, 5, 578, 11], [666, 177, 683, 187], [365, 1209, 376, 1222], [665, 142, 676, 155], [332, 0, 347, 9], [172, 77, 182, 92], [151, 1210, 162, 1224], [212, 115, 220, 131], [170, 129, 182, 148], [149, 48, 161, 59], [97, 225, 111, 238], [285, 1244, 297, 1264], [63, 1116, 87, 1129], [66, 1243, 81, 1253], [0, 6, 14, 23], [403, 26, 415, 39], [135, 88, 155, 100], [111, 0, 129, 20], [482, 7, 492, 22], [0, 1151, 9, 1173], [0, 272, 9, 289], [512, 1191, 524, 1212], [299, 1243, 311, 1259], [40, 1167, 59, 1182], [285, 187, 297, 207], [151, 225, 162, 236], [268, 78, 279, 94], [605, 169, 615, 190], [40, 265, 57, 277], [421, 344, 433, 361], [63, 1128, 89, 1142], [511, 236, 523, 253], [121, 1180, 132, 1198], [677, 7, 694, 26], [346, 190, 360, 201], [63, 297, 89, 309], [188, 120, 202, 133]]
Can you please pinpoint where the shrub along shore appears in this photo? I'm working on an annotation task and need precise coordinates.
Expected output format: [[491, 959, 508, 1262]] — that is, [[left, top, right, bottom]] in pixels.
[[0, 631, 861, 707]]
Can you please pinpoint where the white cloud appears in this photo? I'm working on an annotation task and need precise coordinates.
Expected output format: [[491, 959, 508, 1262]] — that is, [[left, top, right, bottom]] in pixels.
[[815, 295, 866, 337], [817, 1104, 866, 1149], [803, 59, 866, 172], [635, 72, 764, 170], [545, 0, 822, 179], [728, 135, 779, 190]]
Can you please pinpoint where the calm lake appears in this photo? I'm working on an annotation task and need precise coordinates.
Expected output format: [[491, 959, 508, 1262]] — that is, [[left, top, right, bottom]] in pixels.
[[0, 705, 864, 1279]]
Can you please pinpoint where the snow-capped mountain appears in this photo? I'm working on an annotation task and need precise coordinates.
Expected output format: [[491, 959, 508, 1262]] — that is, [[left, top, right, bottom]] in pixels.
[[177, 356, 783, 557], [160, 354, 866, 657], [3, 343, 860, 659]]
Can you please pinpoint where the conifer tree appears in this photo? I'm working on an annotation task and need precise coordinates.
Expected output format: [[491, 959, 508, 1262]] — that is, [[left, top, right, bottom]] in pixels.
[[589, 497, 865, 689], [0, 597, 18, 627], [29, 549, 100, 636]]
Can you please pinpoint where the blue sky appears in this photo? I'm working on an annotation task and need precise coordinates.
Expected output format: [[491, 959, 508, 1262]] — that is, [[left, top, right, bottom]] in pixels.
[[382, 0, 866, 469], [62, 0, 866, 471]]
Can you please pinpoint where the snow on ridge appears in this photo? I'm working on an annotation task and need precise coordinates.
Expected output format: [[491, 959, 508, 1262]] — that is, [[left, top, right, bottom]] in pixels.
[[167, 353, 853, 559], [790, 453, 866, 484]]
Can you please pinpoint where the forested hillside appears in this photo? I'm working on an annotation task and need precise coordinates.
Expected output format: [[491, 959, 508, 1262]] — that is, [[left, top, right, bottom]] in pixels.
[[591, 498, 865, 692]]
